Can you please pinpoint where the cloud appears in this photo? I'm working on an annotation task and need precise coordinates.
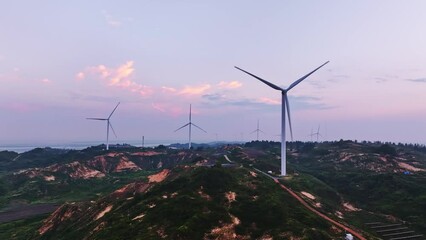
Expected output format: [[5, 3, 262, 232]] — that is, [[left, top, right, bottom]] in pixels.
[[67, 91, 118, 102], [102, 10, 122, 27], [179, 84, 211, 96], [161, 86, 177, 93], [41, 78, 51, 84], [151, 102, 166, 112], [290, 96, 334, 110], [217, 81, 242, 89], [201, 94, 277, 109], [407, 78, 426, 83], [375, 77, 388, 83], [108, 61, 134, 86], [151, 102, 183, 117], [201, 93, 333, 111], [202, 93, 226, 101], [76, 72, 85, 80], [257, 97, 280, 105], [79, 61, 153, 96]]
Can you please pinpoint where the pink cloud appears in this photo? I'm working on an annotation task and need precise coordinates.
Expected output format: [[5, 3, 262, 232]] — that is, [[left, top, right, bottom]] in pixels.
[[102, 10, 122, 27], [258, 97, 280, 105], [151, 102, 183, 117], [161, 86, 177, 93], [79, 61, 153, 96], [41, 78, 50, 84], [218, 81, 242, 89], [76, 72, 85, 80], [178, 84, 211, 96]]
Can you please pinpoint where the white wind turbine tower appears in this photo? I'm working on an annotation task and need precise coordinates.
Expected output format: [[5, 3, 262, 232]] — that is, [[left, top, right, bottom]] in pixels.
[[175, 104, 207, 149], [235, 61, 329, 176], [250, 120, 265, 141], [87, 102, 120, 151]]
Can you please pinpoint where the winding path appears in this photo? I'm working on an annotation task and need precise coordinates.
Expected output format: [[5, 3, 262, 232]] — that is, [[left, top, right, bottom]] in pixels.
[[273, 179, 366, 240], [253, 168, 366, 240]]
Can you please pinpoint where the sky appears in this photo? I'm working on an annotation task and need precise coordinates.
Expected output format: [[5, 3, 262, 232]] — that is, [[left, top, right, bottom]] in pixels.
[[1, 1, 426, 146]]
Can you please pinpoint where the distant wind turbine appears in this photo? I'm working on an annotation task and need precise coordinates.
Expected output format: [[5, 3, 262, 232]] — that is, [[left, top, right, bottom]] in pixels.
[[175, 104, 207, 149], [87, 102, 120, 151], [312, 125, 322, 142], [250, 120, 265, 141], [235, 61, 329, 176]]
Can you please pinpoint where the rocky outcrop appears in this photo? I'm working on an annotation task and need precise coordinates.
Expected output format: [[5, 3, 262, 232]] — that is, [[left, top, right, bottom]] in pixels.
[[37, 170, 171, 238], [14, 152, 143, 180]]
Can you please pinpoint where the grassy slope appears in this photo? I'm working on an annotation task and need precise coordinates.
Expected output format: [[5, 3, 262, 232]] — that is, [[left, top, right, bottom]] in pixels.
[[38, 167, 340, 240], [0, 216, 46, 240], [1, 142, 425, 239], [242, 141, 426, 236]]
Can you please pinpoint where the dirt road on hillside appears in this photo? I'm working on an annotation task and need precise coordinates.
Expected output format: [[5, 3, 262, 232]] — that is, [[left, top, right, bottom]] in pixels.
[[273, 178, 367, 240]]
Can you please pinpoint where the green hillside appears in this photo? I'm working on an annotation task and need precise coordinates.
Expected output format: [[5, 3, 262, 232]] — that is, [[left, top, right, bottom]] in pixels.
[[0, 141, 425, 239], [35, 166, 340, 240]]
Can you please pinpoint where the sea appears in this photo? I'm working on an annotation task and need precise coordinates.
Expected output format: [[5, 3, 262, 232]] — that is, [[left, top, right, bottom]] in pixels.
[[0, 140, 176, 154]]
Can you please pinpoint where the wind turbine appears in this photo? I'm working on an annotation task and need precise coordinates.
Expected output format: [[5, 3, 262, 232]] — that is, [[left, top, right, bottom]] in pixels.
[[313, 125, 322, 142], [175, 104, 207, 149], [87, 102, 120, 150], [235, 61, 329, 176], [250, 120, 265, 141]]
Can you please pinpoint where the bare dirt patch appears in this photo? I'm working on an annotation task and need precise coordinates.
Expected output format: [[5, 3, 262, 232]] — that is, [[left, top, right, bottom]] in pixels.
[[44, 175, 55, 181], [148, 169, 170, 183], [301, 191, 316, 200], [132, 213, 145, 221], [335, 211, 344, 219], [398, 162, 424, 172], [95, 205, 113, 220], [112, 182, 150, 197], [343, 202, 361, 212], [205, 215, 249, 240], [115, 157, 141, 172], [225, 191, 237, 203], [131, 151, 163, 156]]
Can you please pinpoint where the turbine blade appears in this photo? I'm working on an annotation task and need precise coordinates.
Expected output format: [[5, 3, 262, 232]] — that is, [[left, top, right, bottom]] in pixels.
[[285, 95, 293, 141], [249, 129, 257, 134], [259, 129, 266, 134], [174, 123, 190, 132], [234, 66, 284, 91], [317, 125, 321, 134], [109, 122, 117, 138], [108, 102, 120, 119], [191, 123, 207, 133], [286, 61, 329, 91], [87, 118, 107, 121]]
